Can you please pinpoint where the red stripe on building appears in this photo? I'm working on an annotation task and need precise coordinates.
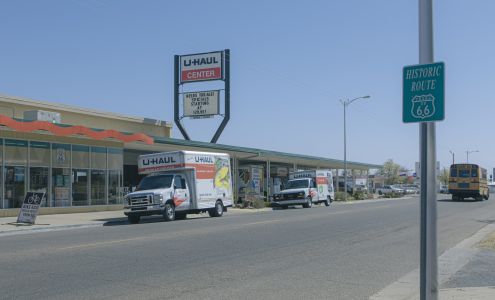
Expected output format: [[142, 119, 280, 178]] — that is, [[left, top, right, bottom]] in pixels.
[[0, 115, 154, 145]]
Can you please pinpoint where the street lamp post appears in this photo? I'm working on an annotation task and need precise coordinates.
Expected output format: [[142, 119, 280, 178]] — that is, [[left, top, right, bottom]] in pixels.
[[341, 95, 370, 202], [466, 150, 479, 163], [449, 150, 455, 165]]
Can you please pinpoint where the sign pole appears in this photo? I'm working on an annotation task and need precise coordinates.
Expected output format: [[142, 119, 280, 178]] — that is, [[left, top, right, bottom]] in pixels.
[[174, 55, 191, 140], [211, 49, 230, 144], [419, 0, 437, 299]]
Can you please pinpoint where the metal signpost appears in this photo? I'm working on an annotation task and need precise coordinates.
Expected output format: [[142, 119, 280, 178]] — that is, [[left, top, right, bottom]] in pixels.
[[174, 49, 230, 143], [403, 1, 444, 299]]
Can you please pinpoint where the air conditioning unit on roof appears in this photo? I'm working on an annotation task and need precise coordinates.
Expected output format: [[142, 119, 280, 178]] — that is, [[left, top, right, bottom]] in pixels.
[[24, 110, 61, 124]]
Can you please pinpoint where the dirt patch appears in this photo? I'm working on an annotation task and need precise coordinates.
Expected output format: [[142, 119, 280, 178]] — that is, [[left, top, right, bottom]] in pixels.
[[477, 231, 495, 251]]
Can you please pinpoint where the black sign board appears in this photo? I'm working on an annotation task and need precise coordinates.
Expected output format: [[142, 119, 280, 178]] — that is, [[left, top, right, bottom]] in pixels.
[[16, 192, 45, 224]]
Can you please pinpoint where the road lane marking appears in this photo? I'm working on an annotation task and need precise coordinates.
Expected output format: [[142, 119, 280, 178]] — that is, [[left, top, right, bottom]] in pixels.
[[59, 237, 147, 250], [241, 220, 281, 226]]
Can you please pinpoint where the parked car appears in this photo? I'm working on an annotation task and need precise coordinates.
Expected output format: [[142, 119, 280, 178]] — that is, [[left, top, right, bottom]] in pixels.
[[439, 185, 449, 193], [401, 184, 419, 194], [376, 185, 404, 195]]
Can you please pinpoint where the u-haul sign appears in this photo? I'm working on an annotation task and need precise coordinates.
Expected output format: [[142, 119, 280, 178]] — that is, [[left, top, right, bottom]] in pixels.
[[180, 51, 223, 83]]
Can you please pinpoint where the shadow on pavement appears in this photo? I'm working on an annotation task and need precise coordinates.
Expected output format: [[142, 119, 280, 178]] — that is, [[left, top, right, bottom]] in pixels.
[[98, 214, 211, 226], [438, 198, 479, 203]]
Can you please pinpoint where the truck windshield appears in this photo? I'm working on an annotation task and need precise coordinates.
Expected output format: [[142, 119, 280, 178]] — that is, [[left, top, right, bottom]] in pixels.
[[284, 179, 309, 189], [136, 175, 174, 191]]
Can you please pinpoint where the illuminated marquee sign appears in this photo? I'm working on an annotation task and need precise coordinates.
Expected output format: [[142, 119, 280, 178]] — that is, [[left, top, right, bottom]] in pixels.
[[180, 51, 223, 83]]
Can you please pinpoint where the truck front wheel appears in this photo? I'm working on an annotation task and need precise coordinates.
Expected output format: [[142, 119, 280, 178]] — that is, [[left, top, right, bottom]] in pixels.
[[303, 197, 313, 208], [128, 215, 140, 224], [324, 196, 331, 207], [209, 201, 224, 217], [163, 203, 175, 221]]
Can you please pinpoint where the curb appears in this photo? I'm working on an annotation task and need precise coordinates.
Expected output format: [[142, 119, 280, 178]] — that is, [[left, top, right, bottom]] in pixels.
[[370, 223, 495, 300], [0, 222, 106, 237]]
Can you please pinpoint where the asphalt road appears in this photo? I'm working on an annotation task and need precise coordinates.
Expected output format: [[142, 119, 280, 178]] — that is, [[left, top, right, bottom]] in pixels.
[[1, 194, 495, 300]]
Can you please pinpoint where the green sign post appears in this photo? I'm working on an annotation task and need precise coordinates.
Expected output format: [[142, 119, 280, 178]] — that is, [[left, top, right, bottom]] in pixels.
[[403, 62, 444, 123]]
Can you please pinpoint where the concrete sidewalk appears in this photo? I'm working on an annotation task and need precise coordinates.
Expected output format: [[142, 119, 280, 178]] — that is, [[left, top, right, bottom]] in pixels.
[[0, 207, 272, 236], [371, 223, 495, 300]]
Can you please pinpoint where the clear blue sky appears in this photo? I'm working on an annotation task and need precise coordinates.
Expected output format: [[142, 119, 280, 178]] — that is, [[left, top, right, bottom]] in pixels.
[[1, 0, 494, 173]]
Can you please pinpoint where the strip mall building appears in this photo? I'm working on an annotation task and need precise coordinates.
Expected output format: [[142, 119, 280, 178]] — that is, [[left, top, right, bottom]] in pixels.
[[0, 94, 380, 217]]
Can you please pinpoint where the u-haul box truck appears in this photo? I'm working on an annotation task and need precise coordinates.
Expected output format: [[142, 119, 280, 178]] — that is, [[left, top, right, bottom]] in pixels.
[[124, 151, 233, 223], [272, 170, 334, 209]]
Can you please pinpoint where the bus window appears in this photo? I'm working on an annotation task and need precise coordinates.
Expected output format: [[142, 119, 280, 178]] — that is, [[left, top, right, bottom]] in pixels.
[[471, 169, 478, 178], [459, 169, 470, 178], [450, 168, 457, 177]]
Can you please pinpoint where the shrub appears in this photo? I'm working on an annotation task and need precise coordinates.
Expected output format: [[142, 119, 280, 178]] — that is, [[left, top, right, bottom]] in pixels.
[[352, 191, 367, 200], [334, 192, 347, 201], [383, 192, 403, 198], [252, 198, 266, 209]]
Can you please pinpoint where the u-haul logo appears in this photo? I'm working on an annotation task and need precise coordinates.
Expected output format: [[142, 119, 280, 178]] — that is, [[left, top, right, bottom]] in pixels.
[[141, 156, 177, 166], [194, 156, 214, 164], [180, 51, 223, 83]]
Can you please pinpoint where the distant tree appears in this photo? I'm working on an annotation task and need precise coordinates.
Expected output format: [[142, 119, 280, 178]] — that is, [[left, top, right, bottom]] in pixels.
[[380, 159, 401, 184], [438, 167, 449, 185]]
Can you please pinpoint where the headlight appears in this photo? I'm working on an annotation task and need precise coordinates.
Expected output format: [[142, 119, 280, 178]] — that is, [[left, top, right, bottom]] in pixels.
[[124, 196, 130, 206], [298, 192, 305, 197], [153, 194, 163, 204]]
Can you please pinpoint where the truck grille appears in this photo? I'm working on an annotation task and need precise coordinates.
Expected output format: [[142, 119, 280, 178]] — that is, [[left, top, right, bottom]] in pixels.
[[129, 194, 152, 206]]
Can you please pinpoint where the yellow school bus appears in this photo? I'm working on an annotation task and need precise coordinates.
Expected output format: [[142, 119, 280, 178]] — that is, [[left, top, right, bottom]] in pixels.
[[449, 164, 489, 201]]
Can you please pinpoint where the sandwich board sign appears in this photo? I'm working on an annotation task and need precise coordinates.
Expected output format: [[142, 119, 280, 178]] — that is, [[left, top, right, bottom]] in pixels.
[[403, 62, 444, 123], [17, 192, 45, 224]]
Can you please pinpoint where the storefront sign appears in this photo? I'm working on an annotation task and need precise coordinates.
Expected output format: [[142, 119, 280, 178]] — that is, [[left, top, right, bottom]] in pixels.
[[183, 90, 219, 118], [17, 192, 45, 224], [180, 51, 223, 83]]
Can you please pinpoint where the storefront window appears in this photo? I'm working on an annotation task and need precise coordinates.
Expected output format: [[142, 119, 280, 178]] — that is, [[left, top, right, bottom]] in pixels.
[[91, 170, 106, 205], [4, 166, 25, 208], [91, 147, 107, 169], [0, 139, 3, 209], [72, 145, 89, 169], [5, 139, 27, 165], [53, 168, 70, 207], [29, 167, 49, 206], [30, 141, 50, 166], [72, 169, 88, 206], [108, 148, 123, 170], [52, 143, 71, 168], [108, 170, 121, 204]]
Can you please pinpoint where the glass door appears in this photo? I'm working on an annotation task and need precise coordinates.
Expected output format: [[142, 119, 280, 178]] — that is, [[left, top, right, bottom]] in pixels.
[[4, 166, 25, 208], [72, 169, 88, 206], [29, 167, 49, 207], [53, 168, 70, 207]]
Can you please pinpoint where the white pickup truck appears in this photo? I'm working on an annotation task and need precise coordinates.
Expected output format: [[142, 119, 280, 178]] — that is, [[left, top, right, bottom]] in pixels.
[[272, 170, 334, 209], [124, 151, 233, 223]]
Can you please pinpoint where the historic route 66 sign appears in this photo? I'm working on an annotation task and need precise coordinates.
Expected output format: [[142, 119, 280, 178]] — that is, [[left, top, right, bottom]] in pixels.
[[403, 62, 444, 123], [411, 94, 435, 119]]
